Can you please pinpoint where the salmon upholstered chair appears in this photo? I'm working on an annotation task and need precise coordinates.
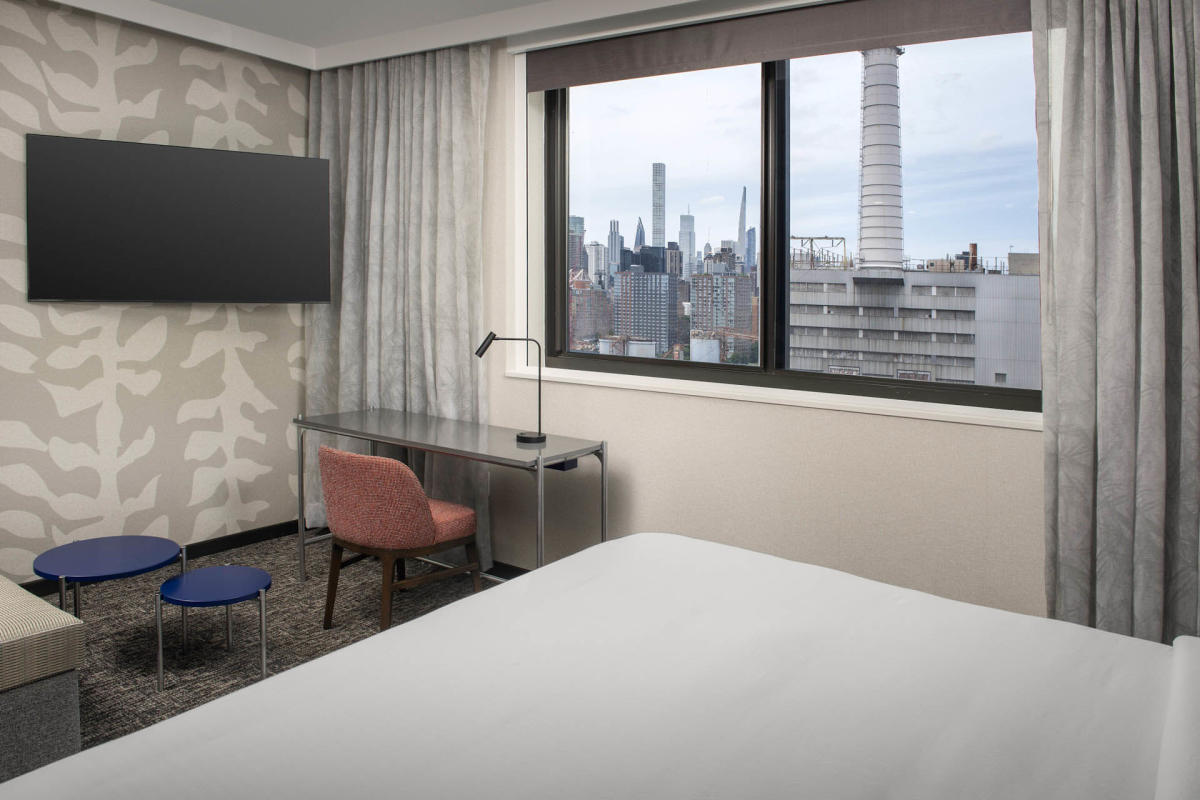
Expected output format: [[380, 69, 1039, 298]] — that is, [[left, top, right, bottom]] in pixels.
[[318, 446, 482, 630]]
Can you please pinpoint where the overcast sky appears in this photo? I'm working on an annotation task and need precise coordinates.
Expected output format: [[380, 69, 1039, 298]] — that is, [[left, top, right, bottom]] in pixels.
[[568, 31, 1038, 265]]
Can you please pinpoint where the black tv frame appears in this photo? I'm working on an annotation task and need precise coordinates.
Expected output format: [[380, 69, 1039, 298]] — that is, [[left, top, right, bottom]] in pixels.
[[25, 134, 331, 304]]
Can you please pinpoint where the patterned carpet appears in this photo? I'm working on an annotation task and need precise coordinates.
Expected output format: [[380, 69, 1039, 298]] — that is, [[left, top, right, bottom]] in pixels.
[[59, 535, 486, 748]]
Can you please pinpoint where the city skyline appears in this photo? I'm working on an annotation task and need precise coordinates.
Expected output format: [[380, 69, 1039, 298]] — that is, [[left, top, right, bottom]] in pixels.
[[568, 32, 1037, 266], [566, 31, 1039, 387]]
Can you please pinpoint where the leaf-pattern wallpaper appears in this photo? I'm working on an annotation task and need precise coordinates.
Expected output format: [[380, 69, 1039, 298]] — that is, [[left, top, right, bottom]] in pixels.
[[0, 0, 309, 580]]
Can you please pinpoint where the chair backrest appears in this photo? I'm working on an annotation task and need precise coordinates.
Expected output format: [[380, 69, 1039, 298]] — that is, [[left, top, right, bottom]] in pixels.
[[318, 446, 438, 550]]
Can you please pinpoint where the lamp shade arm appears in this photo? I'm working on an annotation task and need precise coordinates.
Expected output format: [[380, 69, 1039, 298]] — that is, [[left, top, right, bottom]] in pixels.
[[492, 336, 543, 437]]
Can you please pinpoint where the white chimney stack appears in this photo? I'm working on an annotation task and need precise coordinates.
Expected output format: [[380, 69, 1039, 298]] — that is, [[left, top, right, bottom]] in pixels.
[[858, 46, 904, 268]]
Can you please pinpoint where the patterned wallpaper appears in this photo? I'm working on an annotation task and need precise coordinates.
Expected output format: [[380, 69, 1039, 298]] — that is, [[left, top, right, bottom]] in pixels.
[[0, 0, 309, 580]]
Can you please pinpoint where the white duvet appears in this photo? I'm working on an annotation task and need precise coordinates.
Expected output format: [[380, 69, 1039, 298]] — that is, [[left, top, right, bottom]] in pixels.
[[3, 533, 1197, 799]]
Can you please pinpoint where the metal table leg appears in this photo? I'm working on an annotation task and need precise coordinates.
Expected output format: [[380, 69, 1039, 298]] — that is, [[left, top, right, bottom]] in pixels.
[[58, 576, 66, 611], [180, 547, 188, 652], [535, 454, 545, 568], [297, 425, 307, 581], [73, 582, 80, 618], [225, 605, 233, 649], [155, 594, 164, 691], [599, 441, 608, 543], [258, 589, 267, 679]]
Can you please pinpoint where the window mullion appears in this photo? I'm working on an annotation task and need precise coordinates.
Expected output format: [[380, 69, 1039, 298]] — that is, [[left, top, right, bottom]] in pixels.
[[761, 60, 789, 375]]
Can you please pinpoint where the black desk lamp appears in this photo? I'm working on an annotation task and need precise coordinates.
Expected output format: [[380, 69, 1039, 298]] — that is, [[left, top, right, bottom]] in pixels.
[[474, 331, 546, 444]]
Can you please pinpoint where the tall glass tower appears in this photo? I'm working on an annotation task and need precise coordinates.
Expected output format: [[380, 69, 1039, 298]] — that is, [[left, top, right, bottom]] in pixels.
[[567, 215, 585, 273], [651, 162, 666, 248], [736, 186, 747, 261], [678, 212, 695, 278]]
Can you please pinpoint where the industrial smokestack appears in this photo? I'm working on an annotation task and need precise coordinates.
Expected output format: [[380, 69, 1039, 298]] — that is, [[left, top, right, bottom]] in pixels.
[[858, 47, 904, 268], [968, 242, 978, 270]]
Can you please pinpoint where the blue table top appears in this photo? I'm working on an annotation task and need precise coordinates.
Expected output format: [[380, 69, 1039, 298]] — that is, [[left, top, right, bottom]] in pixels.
[[160, 566, 271, 607], [33, 535, 181, 583]]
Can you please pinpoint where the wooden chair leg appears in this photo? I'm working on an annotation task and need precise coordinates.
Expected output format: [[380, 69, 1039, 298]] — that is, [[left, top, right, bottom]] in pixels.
[[466, 542, 482, 593], [323, 543, 343, 629], [394, 558, 406, 582], [380, 554, 395, 630]]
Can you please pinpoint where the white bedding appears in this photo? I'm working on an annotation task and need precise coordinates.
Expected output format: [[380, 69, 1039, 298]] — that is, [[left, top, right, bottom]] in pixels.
[[3, 533, 1196, 799]]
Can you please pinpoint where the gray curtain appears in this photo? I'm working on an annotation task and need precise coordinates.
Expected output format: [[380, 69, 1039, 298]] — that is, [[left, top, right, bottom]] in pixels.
[[1034, 0, 1198, 641], [303, 44, 492, 568]]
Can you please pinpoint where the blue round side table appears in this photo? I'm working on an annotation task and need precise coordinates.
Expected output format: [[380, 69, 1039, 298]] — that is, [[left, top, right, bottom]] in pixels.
[[156, 565, 272, 691], [33, 535, 182, 618]]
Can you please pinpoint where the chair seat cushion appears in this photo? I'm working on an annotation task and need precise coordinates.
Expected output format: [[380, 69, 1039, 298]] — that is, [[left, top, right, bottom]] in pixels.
[[428, 499, 476, 544], [0, 576, 84, 692]]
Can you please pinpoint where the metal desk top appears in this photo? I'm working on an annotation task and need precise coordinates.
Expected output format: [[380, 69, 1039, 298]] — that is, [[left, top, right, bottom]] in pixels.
[[293, 409, 602, 469]]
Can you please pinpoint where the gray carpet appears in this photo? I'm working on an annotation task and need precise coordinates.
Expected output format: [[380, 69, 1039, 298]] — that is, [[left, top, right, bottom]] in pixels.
[[61, 535, 485, 748]]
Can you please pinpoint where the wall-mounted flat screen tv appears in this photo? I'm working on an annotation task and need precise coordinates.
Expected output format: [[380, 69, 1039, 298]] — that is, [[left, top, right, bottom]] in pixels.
[[25, 134, 331, 303]]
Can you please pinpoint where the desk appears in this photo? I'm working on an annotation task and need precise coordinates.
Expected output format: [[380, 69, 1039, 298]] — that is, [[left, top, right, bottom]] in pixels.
[[292, 409, 607, 581]]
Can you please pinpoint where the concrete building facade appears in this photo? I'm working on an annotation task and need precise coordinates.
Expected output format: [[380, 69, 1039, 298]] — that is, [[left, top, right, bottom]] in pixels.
[[788, 266, 1041, 389], [613, 270, 683, 356]]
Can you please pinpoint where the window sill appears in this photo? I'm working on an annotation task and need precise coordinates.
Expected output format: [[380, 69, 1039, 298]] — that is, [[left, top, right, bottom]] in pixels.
[[504, 363, 1043, 431]]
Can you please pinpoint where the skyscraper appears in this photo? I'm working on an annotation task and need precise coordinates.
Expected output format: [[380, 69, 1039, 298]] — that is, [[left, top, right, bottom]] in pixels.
[[613, 270, 683, 356], [665, 242, 682, 276], [636, 245, 665, 273], [678, 212, 695, 278], [651, 162, 665, 248], [634, 217, 645, 252], [745, 227, 757, 271], [691, 273, 754, 332], [584, 241, 607, 287], [607, 221, 621, 264], [568, 215, 585, 274], [736, 186, 747, 261]]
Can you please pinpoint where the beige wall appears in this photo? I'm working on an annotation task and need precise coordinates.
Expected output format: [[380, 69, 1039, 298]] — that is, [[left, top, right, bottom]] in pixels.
[[481, 46, 1047, 617], [0, 0, 308, 580]]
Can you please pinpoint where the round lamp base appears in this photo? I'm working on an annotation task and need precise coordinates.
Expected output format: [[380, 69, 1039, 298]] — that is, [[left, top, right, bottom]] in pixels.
[[516, 431, 546, 444]]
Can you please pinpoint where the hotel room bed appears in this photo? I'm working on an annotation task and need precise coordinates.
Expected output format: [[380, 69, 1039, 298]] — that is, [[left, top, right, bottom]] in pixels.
[[2, 532, 1197, 799]]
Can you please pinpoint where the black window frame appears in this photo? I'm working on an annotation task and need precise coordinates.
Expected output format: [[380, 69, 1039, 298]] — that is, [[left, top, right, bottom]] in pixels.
[[543, 58, 1042, 413]]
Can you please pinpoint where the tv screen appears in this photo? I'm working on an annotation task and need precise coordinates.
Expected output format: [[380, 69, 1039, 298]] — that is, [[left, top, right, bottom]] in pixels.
[[25, 134, 331, 303]]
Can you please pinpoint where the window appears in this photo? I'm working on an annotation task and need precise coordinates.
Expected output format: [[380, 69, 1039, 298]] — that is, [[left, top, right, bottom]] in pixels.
[[539, 0, 1039, 412], [564, 65, 760, 364]]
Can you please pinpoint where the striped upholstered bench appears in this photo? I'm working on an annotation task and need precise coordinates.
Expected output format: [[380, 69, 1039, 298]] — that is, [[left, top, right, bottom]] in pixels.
[[0, 575, 85, 781]]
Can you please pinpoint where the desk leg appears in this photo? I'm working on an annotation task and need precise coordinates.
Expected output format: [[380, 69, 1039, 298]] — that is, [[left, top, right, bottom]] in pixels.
[[598, 441, 608, 543], [58, 576, 66, 611], [297, 427, 307, 582], [536, 455, 545, 568]]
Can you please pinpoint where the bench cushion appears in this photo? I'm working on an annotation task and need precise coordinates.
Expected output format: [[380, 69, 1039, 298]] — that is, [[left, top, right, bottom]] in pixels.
[[0, 576, 84, 692]]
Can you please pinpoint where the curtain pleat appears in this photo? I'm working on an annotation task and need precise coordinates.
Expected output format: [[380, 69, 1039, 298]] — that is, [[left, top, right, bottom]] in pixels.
[[1035, 0, 1199, 641], [302, 45, 492, 569]]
